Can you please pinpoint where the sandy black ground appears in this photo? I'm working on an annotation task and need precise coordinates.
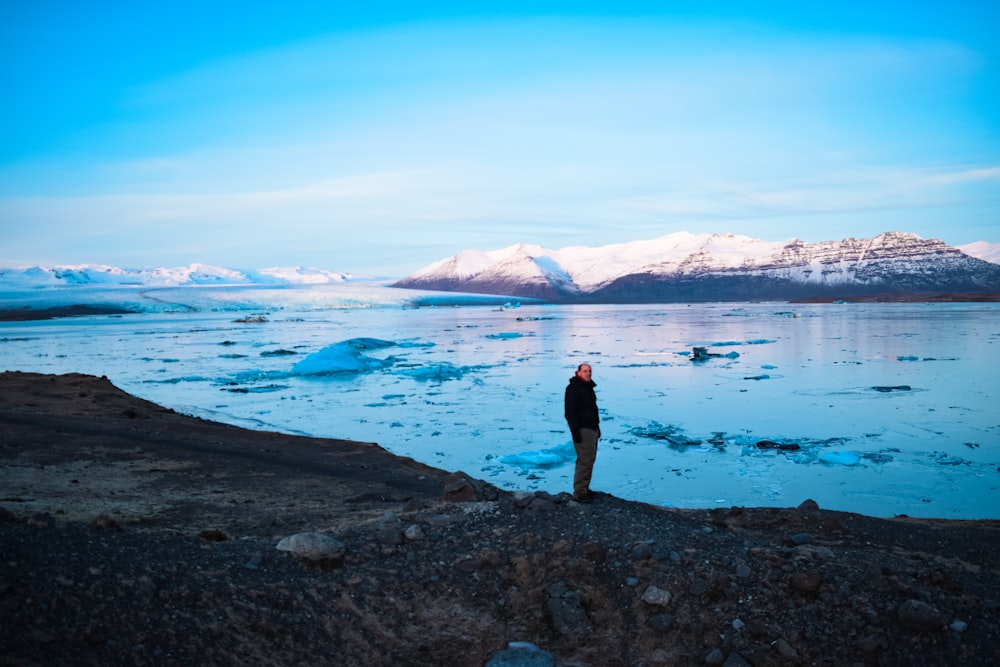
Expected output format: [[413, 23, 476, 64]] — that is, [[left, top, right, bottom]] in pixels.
[[1, 371, 998, 666]]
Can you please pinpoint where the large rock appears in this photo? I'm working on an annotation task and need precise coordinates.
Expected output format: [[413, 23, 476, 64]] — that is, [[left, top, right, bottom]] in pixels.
[[442, 471, 498, 502], [275, 532, 346, 564], [544, 582, 593, 640]]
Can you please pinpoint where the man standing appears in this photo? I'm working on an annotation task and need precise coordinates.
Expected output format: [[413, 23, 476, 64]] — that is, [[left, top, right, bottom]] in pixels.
[[564, 362, 600, 503]]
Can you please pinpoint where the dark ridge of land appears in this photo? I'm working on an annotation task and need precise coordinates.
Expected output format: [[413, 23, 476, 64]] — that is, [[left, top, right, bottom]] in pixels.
[[790, 292, 1000, 303], [1, 371, 998, 666], [0, 304, 137, 321]]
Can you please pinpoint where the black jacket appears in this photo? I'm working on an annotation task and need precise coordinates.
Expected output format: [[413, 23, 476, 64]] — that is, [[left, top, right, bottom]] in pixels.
[[564, 376, 599, 442]]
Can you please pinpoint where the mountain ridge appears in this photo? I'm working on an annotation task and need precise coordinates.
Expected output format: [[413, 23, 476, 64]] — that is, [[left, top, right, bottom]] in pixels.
[[0, 263, 353, 288], [393, 231, 1000, 302]]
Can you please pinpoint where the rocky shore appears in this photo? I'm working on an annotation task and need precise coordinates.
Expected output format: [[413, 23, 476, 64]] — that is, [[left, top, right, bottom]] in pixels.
[[1, 371, 998, 666]]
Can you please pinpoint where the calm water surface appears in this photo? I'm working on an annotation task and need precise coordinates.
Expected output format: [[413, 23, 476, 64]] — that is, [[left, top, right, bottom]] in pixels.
[[2, 297, 997, 518]]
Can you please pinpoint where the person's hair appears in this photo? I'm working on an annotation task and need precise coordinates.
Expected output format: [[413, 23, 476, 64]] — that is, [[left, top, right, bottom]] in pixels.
[[577, 363, 591, 372]]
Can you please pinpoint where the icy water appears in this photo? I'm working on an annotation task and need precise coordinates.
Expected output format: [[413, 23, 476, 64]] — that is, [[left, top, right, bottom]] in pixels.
[[1, 288, 997, 519]]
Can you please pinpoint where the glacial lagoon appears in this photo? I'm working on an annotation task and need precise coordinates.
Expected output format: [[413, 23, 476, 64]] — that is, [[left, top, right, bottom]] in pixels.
[[1, 285, 997, 519]]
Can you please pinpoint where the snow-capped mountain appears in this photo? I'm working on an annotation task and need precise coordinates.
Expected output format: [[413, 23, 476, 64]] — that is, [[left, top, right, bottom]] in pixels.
[[0, 263, 352, 288], [958, 241, 1000, 265], [393, 231, 1000, 302]]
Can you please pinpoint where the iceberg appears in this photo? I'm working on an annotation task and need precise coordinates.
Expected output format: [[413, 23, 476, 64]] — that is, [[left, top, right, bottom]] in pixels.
[[397, 362, 473, 381], [818, 451, 861, 466], [501, 442, 576, 468], [291, 338, 397, 375]]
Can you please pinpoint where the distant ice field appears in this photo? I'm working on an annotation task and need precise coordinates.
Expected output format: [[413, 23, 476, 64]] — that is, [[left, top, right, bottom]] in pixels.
[[2, 285, 997, 519]]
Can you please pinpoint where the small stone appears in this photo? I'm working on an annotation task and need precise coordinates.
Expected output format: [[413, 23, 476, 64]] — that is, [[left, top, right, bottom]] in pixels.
[[641, 585, 672, 607], [199, 529, 228, 542], [898, 599, 945, 632], [773, 638, 799, 660], [484, 641, 555, 667], [401, 498, 424, 513], [705, 647, 725, 665], [244, 553, 263, 570], [950, 619, 968, 632], [647, 613, 675, 632], [793, 544, 835, 560], [689, 577, 711, 596], [512, 491, 535, 507], [404, 524, 425, 541], [629, 541, 653, 560], [90, 514, 121, 531], [722, 653, 752, 666], [523, 496, 554, 515], [734, 563, 752, 579], [789, 571, 823, 594], [790, 532, 814, 545], [376, 512, 404, 546], [455, 558, 478, 573], [442, 472, 481, 502]]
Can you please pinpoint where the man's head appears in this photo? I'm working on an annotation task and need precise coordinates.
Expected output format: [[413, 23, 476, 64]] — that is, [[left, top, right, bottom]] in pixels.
[[575, 363, 592, 381]]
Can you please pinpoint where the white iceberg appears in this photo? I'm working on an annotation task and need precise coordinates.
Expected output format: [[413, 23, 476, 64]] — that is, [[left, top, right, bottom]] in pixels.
[[501, 442, 576, 468], [291, 338, 397, 375], [818, 451, 862, 466]]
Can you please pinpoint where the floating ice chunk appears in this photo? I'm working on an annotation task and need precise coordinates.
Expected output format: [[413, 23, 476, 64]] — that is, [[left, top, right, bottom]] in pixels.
[[486, 332, 524, 339], [397, 340, 435, 348], [629, 422, 701, 446], [397, 362, 474, 381], [897, 355, 920, 361], [686, 347, 740, 361], [291, 338, 396, 375], [818, 451, 861, 466], [500, 442, 575, 468], [703, 339, 776, 347]]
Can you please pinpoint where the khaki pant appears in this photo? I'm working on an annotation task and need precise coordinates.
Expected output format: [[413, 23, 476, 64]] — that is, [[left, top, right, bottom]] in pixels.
[[573, 428, 599, 497]]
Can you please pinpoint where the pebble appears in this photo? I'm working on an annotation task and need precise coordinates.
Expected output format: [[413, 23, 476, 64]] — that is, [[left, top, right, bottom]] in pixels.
[[898, 599, 946, 632], [629, 542, 653, 560], [484, 641, 554, 667], [773, 637, 799, 660], [646, 613, 674, 632], [641, 585, 671, 607]]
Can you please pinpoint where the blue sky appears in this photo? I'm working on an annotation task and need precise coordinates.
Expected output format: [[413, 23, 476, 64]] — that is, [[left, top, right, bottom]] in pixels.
[[2, 1, 998, 277]]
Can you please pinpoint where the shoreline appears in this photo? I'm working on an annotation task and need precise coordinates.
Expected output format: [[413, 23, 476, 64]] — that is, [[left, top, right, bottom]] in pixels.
[[3, 292, 1000, 323], [0, 304, 137, 321], [2, 371, 999, 664]]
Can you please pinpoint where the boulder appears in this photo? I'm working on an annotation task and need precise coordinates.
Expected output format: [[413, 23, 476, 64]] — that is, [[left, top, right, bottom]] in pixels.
[[275, 532, 346, 564]]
